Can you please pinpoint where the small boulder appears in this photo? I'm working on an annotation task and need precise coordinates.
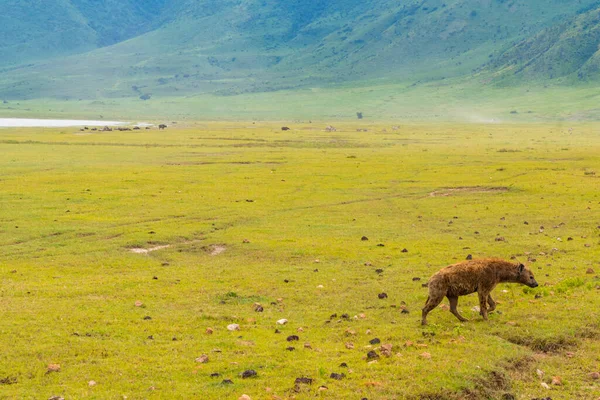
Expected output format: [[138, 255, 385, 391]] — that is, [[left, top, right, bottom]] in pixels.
[[241, 370, 257, 379], [369, 338, 381, 345], [47, 364, 61, 373], [366, 350, 379, 360], [276, 319, 288, 325], [378, 293, 388, 299], [239, 395, 251, 400], [227, 324, 240, 331], [330, 373, 345, 380], [361, 236, 369, 241], [195, 355, 209, 363], [287, 335, 300, 342]]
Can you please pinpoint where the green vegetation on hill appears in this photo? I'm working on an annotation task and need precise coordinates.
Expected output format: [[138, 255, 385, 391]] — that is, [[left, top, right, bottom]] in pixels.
[[1, 0, 600, 105], [488, 4, 600, 83]]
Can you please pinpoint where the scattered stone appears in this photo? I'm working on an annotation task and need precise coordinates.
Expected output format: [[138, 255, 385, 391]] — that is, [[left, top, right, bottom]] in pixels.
[[586, 268, 595, 274], [147, 335, 154, 340], [330, 373, 345, 380], [420, 352, 432, 359], [380, 344, 393, 357], [551, 376, 562, 386], [253, 303, 264, 312], [48, 397, 65, 400], [287, 335, 300, 342], [88, 380, 97, 387], [378, 293, 388, 299], [364, 261, 372, 266], [318, 385, 328, 391], [540, 382, 550, 389], [361, 236, 369, 241], [295, 377, 313, 385], [536, 369, 544, 379], [47, 364, 61, 373], [206, 328, 214, 334], [367, 350, 379, 360], [589, 372, 600, 380], [276, 319, 288, 325], [339, 362, 348, 368], [134, 300, 143, 307], [297, 327, 304, 332], [317, 285, 324, 288], [195, 355, 209, 363], [345, 342, 355, 349], [585, 244, 591, 248], [239, 395, 251, 400], [466, 254, 473, 260], [241, 370, 257, 379], [304, 343, 312, 349], [227, 324, 240, 331], [369, 338, 381, 345]]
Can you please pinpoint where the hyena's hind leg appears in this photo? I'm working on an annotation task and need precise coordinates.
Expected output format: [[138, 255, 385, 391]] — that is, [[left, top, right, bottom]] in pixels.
[[421, 291, 445, 325], [487, 294, 497, 312], [447, 295, 469, 322]]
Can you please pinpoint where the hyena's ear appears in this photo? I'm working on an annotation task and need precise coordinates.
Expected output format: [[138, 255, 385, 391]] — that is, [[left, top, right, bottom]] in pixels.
[[518, 263, 525, 274]]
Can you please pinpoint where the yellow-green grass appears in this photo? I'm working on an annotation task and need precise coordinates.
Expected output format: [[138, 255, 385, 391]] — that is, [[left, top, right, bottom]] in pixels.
[[0, 122, 599, 399]]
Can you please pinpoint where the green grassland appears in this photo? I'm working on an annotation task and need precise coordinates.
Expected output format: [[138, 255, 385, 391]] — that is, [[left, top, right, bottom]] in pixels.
[[4, 78, 600, 123], [1, 122, 599, 399]]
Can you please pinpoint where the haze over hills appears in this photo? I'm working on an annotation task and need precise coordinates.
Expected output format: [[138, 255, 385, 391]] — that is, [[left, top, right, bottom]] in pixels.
[[1, 0, 600, 119]]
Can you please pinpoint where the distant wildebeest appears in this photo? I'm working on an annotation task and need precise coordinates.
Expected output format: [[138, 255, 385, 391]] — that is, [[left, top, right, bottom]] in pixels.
[[133, 126, 140, 130], [281, 126, 290, 131], [421, 258, 538, 325], [159, 124, 167, 130]]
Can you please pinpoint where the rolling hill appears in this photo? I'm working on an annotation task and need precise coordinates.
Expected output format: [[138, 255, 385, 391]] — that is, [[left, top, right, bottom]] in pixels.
[[1, 0, 600, 120]]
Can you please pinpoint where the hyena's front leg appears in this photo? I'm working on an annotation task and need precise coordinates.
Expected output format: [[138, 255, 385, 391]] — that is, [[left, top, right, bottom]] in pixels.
[[478, 291, 489, 320]]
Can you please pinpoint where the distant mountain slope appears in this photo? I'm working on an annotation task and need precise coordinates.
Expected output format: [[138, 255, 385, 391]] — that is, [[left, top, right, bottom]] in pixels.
[[488, 3, 600, 82], [0, 0, 599, 101], [0, 0, 167, 66]]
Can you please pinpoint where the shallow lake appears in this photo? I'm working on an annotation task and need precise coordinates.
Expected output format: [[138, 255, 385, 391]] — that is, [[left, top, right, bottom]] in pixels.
[[0, 118, 126, 128]]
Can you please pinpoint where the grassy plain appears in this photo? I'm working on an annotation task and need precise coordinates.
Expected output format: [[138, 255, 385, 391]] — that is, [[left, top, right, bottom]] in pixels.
[[0, 122, 599, 399]]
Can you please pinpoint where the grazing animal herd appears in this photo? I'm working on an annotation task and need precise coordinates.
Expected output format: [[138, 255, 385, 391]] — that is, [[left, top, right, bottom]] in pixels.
[[79, 124, 167, 132]]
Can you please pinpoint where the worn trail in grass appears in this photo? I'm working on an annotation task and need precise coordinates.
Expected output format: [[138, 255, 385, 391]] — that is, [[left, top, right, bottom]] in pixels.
[[0, 122, 599, 399]]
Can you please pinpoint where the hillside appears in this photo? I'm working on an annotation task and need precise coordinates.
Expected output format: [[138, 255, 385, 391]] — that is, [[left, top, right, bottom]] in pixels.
[[0, 0, 167, 66], [0, 0, 598, 109], [488, 3, 600, 83]]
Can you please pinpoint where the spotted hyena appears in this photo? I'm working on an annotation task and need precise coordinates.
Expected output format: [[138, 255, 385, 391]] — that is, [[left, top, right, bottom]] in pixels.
[[421, 258, 538, 325]]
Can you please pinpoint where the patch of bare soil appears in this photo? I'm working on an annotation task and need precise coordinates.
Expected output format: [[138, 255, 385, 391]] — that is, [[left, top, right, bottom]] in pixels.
[[129, 245, 171, 254], [429, 186, 509, 197], [208, 244, 227, 256]]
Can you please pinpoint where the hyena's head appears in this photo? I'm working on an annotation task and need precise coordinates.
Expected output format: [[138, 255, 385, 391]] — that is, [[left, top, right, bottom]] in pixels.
[[517, 263, 538, 288]]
